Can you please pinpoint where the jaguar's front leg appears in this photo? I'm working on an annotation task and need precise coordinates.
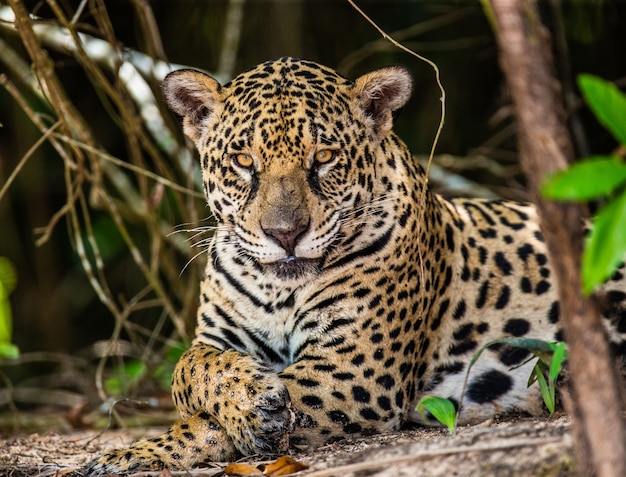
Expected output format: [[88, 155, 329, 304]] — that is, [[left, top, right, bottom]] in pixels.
[[86, 343, 294, 475], [85, 411, 236, 475], [172, 343, 294, 454]]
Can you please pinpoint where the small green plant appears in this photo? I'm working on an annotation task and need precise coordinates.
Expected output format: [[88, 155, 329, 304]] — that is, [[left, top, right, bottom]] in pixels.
[[418, 338, 567, 430], [528, 341, 567, 414], [416, 395, 457, 433], [542, 74, 626, 295], [0, 257, 19, 359], [458, 338, 568, 419]]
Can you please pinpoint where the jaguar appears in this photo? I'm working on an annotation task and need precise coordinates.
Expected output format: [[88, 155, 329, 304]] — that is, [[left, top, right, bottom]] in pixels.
[[87, 56, 626, 474]]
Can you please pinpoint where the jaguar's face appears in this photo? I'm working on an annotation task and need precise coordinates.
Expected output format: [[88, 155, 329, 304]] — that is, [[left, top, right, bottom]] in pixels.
[[162, 57, 412, 280]]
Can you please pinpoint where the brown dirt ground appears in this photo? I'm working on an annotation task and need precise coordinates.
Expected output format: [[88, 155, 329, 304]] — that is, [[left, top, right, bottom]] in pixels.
[[0, 414, 575, 477]]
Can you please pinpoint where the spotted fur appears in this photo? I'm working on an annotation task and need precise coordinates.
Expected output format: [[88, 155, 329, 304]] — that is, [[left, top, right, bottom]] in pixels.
[[87, 57, 626, 474]]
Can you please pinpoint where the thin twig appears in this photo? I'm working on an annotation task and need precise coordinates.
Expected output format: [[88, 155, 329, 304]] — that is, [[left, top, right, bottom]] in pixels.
[[0, 101, 61, 202], [346, 0, 445, 180], [338, 7, 475, 73], [0, 37, 42, 95], [53, 135, 203, 198]]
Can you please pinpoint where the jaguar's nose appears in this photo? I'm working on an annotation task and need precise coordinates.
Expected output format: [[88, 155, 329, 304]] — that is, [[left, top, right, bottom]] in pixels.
[[262, 218, 309, 256]]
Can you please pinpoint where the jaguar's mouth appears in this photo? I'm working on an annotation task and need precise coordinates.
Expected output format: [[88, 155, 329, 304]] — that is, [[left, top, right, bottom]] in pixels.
[[268, 256, 322, 280]]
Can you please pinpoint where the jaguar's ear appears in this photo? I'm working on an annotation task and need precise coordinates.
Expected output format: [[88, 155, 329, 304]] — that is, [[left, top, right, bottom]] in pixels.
[[162, 69, 224, 143], [352, 66, 413, 135]]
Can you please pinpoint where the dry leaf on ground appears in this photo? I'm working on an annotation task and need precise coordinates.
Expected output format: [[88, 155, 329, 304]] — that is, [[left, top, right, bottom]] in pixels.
[[224, 462, 264, 476], [262, 456, 308, 476], [224, 456, 308, 476]]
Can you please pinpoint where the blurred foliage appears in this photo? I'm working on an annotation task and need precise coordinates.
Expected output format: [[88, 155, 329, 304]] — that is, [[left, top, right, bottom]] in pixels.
[[104, 341, 186, 397], [561, 0, 606, 44], [0, 257, 19, 359], [0, 0, 624, 431], [543, 74, 626, 295]]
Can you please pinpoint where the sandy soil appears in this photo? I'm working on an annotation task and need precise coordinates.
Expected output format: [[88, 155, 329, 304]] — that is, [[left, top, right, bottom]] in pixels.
[[0, 414, 575, 477]]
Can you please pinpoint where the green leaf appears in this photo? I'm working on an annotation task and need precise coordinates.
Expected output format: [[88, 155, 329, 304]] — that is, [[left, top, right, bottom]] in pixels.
[[123, 360, 147, 380], [104, 377, 123, 396], [104, 359, 148, 396], [0, 258, 17, 296], [0, 260, 19, 359], [0, 342, 19, 359], [578, 74, 626, 146], [164, 342, 187, 363], [582, 190, 626, 294], [533, 363, 555, 414], [463, 338, 566, 416], [416, 396, 456, 433], [549, 342, 567, 383], [468, 338, 557, 372], [542, 156, 626, 201], [527, 359, 544, 387], [0, 283, 12, 344]]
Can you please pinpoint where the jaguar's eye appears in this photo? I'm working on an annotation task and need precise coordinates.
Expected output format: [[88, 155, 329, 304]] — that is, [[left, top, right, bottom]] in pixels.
[[314, 149, 335, 164], [233, 153, 254, 168]]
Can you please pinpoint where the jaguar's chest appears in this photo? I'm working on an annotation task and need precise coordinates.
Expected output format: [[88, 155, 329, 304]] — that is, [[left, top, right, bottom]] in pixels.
[[200, 245, 416, 366]]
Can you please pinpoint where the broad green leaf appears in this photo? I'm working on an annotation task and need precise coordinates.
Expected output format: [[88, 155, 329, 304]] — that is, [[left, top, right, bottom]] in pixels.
[[578, 74, 626, 146], [0, 283, 11, 343], [542, 156, 626, 201], [0, 261, 19, 359], [468, 337, 557, 372], [582, 190, 626, 294], [0, 258, 17, 295], [0, 342, 19, 359], [153, 342, 189, 390], [416, 396, 456, 433]]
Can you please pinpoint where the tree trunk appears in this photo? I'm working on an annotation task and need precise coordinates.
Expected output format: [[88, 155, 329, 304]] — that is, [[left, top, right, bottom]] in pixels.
[[489, 1, 626, 476]]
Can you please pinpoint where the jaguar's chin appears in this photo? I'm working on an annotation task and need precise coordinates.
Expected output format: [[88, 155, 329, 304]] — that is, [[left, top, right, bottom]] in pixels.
[[268, 256, 322, 281]]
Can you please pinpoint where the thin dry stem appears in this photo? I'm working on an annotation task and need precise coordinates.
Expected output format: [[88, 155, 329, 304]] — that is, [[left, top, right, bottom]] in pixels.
[[346, 0, 446, 180], [0, 102, 61, 202], [338, 7, 474, 73]]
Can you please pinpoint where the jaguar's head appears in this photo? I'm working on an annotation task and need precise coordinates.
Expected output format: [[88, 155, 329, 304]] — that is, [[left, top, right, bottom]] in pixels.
[[162, 57, 412, 280]]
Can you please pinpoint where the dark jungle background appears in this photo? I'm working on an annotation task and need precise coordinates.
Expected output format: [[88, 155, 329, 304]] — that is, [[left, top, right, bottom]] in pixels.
[[0, 0, 625, 431]]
